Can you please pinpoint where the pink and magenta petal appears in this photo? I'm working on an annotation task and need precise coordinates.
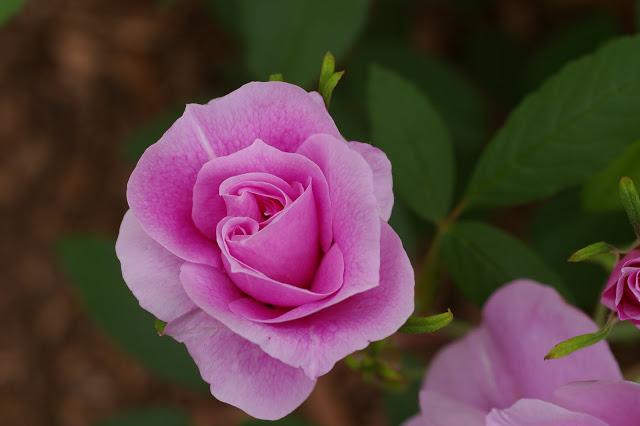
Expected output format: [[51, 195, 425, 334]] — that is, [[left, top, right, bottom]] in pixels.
[[184, 81, 340, 156], [483, 280, 622, 400], [180, 222, 413, 379], [486, 399, 607, 426], [165, 310, 315, 420], [115, 210, 195, 322], [193, 140, 332, 251], [127, 109, 221, 267], [553, 380, 640, 426], [349, 141, 394, 221]]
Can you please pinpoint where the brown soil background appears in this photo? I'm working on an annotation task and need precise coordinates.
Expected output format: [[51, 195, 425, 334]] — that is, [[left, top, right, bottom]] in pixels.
[[1, 1, 638, 425]]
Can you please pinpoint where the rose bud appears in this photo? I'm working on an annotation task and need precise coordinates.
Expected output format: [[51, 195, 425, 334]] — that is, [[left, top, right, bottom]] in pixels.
[[116, 82, 414, 420], [601, 249, 640, 328]]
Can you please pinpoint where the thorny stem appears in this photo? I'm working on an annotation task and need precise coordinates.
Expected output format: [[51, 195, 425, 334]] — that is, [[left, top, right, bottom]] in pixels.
[[415, 198, 468, 314]]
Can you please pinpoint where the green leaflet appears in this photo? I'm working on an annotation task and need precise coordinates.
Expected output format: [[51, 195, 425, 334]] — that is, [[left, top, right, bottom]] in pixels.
[[369, 65, 454, 223], [442, 221, 565, 305], [466, 35, 640, 208]]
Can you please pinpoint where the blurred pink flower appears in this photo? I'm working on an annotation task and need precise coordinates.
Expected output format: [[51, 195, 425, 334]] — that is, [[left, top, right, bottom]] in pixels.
[[602, 249, 640, 327], [116, 81, 414, 420], [407, 280, 640, 426]]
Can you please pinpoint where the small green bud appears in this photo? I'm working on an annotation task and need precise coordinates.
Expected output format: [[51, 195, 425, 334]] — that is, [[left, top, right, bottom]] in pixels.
[[154, 318, 167, 336], [268, 73, 284, 82], [620, 176, 640, 238], [318, 51, 344, 107]]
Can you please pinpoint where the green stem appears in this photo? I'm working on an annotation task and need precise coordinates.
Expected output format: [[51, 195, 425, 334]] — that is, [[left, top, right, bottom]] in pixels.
[[415, 198, 468, 313]]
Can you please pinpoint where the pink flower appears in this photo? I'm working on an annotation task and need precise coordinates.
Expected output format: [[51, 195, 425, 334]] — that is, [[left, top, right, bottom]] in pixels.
[[407, 280, 640, 426], [602, 249, 640, 327], [115, 82, 414, 419]]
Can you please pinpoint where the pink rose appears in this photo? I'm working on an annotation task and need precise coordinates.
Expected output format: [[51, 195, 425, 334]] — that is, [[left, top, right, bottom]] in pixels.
[[115, 82, 414, 419], [406, 280, 640, 426], [602, 249, 640, 327]]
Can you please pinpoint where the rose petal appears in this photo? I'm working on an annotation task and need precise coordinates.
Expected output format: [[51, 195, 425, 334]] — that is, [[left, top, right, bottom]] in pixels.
[[553, 380, 640, 426], [216, 216, 337, 307], [224, 183, 320, 287], [486, 399, 607, 426], [601, 250, 640, 311], [423, 280, 622, 414], [193, 140, 332, 251], [185, 81, 340, 157], [115, 210, 195, 322], [349, 141, 394, 221], [228, 244, 344, 322], [165, 310, 315, 420], [413, 391, 485, 426], [180, 222, 414, 378], [297, 134, 381, 298], [220, 172, 296, 223], [482, 281, 622, 399], [127, 81, 338, 266], [127, 109, 221, 266]]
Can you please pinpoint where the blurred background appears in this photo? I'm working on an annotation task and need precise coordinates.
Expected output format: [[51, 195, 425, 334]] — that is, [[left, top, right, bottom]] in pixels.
[[2, 0, 640, 425]]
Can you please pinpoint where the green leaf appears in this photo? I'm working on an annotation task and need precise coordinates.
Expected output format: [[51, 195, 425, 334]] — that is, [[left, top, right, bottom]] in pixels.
[[240, 0, 368, 86], [96, 407, 189, 426], [620, 176, 640, 238], [582, 140, 640, 212], [441, 221, 565, 305], [545, 315, 617, 360], [530, 191, 631, 310], [369, 65, 454, 223], [335, 41, 488, 187], [399, 310, 453, 334], [568, 241, 615, 263], [465, 35, 640, 208], [525, 14, 617, 91], [0, 0, 23, 25], [57, 236, 204, 389]]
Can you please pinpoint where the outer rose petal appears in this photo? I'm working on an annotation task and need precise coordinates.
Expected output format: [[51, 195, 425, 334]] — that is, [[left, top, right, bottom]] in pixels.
[[185, 81, 340, 156], [165, 310, 315, 420], [408, 391, 485, 426], [423, 328, 515, 412], [486, 399, 607, 426], [179, 222, 414, 378], [127, 82, 339, 266], [115, 210, 195, 322], [349, 141, 394, 221], [127, 110, 221, 266], [553, 381, 640, 426], [482, 281, 622, 400], [423, 281, 621, 416]]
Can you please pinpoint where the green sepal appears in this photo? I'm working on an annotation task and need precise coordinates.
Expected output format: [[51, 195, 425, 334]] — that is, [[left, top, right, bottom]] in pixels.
[[545, 315, 617, 360], [568, 241, 616, 263], [398, 309, 453, 334]]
